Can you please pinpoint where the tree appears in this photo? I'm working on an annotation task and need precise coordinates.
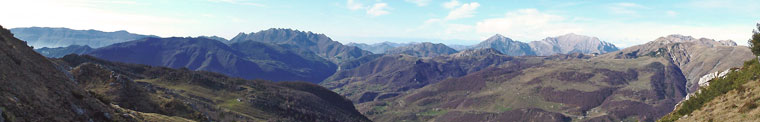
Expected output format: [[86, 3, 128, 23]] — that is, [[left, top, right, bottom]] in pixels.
[[750, 23, 760, 56]]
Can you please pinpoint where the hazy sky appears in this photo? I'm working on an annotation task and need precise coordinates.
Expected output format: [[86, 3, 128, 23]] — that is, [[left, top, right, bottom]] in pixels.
[[1, 0, 758, 47]]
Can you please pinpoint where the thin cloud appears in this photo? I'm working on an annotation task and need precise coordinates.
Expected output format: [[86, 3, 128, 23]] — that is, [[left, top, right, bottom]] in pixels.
[[346, 0, 364, 10], [367, 3, 391, 16], [445, 2, 479, 20], [207, 0, 265, 7], [443, 0, 461, 9], [607, 2, 647, 15], [405, 0, 432, 6]]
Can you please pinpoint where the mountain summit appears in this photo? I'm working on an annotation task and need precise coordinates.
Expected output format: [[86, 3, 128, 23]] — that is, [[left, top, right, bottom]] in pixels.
[[529, 33, 619, 55], [472, 34, 536, 56]]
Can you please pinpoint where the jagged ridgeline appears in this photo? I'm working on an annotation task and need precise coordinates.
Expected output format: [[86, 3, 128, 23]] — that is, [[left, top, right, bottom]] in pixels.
[[0, 25, 370, 122]]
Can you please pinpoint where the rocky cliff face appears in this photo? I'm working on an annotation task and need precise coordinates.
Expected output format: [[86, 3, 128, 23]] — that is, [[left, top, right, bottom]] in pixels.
[[230, 28, 373, 65], [600, 34, 753, 93], [10, 27, 154, 48], [384, 42, 458, 57]]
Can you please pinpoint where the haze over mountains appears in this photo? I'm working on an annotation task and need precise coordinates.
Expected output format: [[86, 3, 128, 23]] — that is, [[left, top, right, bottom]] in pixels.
[[10, 27, 156, 48], [5, 26, 756, 122]]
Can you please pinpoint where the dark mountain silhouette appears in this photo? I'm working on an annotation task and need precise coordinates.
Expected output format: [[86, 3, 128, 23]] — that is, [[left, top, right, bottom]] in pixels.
[[10, 27, 155, 48], [230, 28, 373, 64], [86, 37, 336, 83]]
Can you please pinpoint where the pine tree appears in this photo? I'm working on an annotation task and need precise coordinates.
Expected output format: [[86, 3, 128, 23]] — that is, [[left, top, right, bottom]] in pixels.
[[749, 23, 760, 56]]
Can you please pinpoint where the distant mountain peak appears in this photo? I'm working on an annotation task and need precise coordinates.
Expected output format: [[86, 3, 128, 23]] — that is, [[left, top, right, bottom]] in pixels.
[[487, 34, 512, 42], [653, 34, 737, 47]]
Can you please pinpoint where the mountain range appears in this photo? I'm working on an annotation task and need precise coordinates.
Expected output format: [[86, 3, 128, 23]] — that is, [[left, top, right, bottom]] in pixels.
[[0, 25, 370, 121], [230, 28, 373, 65], [6, 26, 756, 122], [10, 27, 156, 48], [347, 42, 409, 54], [321, 34, 752, 121], [85, 37, 337, 83], [471, 33, 619, 56]]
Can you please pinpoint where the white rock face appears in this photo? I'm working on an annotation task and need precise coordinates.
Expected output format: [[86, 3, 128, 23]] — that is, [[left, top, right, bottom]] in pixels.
[[697, 69, 731, 87], [529, 33, 619, 56], [681, 69, 733, 102]]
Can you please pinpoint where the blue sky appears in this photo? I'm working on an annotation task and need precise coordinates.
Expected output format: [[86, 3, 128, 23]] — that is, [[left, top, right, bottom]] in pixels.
[[1, 0, 758, 47]]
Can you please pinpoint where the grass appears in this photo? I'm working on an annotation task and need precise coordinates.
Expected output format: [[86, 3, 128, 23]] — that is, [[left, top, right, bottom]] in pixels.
[[659, 59, 760, 122], [497, 106, 512, 112], [418, 109, 448, 116]]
